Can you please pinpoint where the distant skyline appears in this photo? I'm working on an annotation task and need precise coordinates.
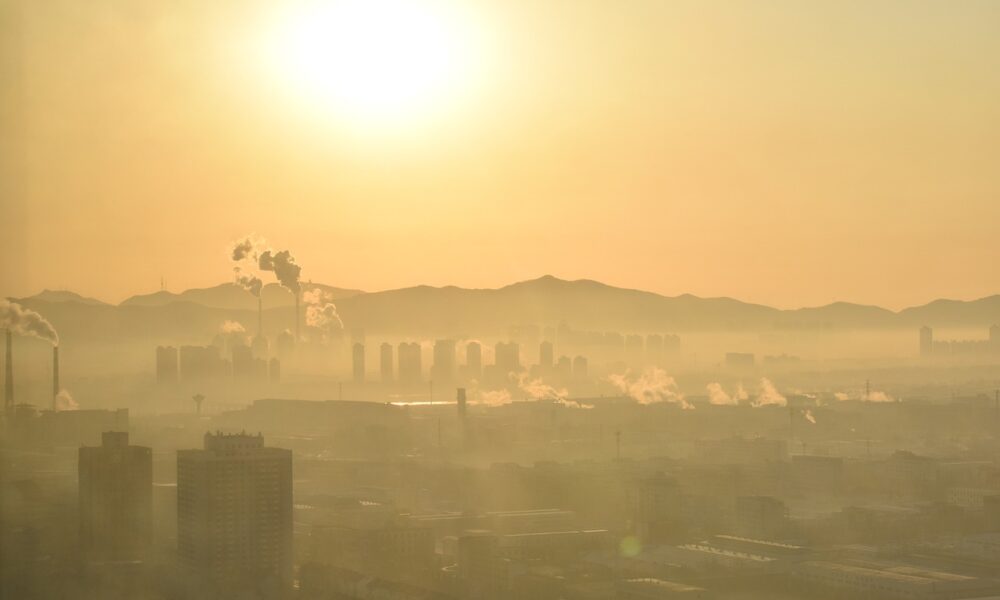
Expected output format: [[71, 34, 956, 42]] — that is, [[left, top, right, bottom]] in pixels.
[[2, 0, 999, 310]]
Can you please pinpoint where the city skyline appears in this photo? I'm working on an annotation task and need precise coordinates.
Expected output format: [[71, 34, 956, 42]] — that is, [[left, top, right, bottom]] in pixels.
[[3, 2, 1000, 597]]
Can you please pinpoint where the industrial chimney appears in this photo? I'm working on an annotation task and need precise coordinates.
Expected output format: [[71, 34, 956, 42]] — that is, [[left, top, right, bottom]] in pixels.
[[4, 329, 13, 414], [52, 345, 60, 410], [457, 388, 467, 419], [294, 293, 300, 342]]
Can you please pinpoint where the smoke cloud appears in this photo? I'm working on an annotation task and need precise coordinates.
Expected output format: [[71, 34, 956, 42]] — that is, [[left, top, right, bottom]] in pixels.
[[259, 249, 302, 293], [55, 389, 79, 411], [515, 374, 593, 409], [707, 382, 737, 406], [608, 368, 692, 409], [220, 320, 246, 334], [303, 288, 343, 334], [230, 235, 266, 297], [752, 377, 787, 407], [866, 390, 895, 403], [0, 300, 59, 345], [803, 408, 817, 424]]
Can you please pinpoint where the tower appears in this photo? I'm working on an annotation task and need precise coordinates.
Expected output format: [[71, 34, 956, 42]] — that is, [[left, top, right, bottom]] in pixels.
[[464, 341, 482, 381], [457, 387, 467, 419], [432, 339, 457, 383], [380, 342, 394, 383], [79, 432, 153, 561], [539, 341, 554, 370], [177, 432, 293, 595], [920, 326, 933, 357]]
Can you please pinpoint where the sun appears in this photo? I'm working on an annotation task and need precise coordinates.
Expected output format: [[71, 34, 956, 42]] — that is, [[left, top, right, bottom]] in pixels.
[[264, 0, 479, 130]]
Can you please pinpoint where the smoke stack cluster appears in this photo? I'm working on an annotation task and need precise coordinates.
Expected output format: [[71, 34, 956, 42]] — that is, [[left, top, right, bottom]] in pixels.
[[230, 237, 305, 342]]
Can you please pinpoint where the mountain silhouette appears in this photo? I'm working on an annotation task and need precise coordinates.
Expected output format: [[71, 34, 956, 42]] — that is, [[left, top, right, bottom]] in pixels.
[[11, 276, 998, 344]]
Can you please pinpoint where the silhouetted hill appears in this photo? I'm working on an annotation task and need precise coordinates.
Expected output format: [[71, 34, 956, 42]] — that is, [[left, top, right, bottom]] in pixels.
[[120, 282, 363, 310], [778, 302, 897, 329], [897, 296, 1000, 328], [11, 276, 999, 344], [16, 289, 109, 306]]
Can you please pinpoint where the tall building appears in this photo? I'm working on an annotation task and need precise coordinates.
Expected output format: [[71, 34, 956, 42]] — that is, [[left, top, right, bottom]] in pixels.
[[572, 355, 588, 378], [634, 474, 685, 543], [431, 339, 457, 383], [79, 431, 152, 561], [645, 334, 663, 365], [920, 326, 934, 357], [465, 341, 482, 381], [397, 342, 422, 384], [177, 432, 293, 596], [556, 355, 572, 378], [539, 341, 554, 369], [156, 345, 179, 385], [352, 342, 365, 383], [625, 334, 644, 365], [380, 342, 394, 383], [663, 334, 681, 357], [494, 342, 520, 374]]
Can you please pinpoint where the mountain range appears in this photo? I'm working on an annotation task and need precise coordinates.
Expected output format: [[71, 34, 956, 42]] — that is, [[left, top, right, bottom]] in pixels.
[[9, 276, 999, 344]]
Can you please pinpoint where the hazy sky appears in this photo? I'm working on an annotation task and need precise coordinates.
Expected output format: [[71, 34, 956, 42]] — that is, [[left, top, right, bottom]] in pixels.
[[2, 0, 998, 309]]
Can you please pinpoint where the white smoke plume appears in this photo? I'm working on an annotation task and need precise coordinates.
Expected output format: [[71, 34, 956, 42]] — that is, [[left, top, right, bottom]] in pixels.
[[707, 382, 737, 406], [866, 390, 895, 403], [608, 368, 692, 409], [803, 408, 817, 424], [230, 235, 266, 297], [752, 378, 787, 407], [259, 249, 302, 293], [220, 320, 246, 334], [0, 300, 58, 345], [55, 389, 79, 411], [834, 392, 850, 402], [514, 373, 593, 409], [303, 288, 343, 333]]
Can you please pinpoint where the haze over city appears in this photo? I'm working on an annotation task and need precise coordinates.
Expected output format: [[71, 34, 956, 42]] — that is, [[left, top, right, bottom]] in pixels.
[[2, 1, 1000, 600], [3, 0, 1000, 308]]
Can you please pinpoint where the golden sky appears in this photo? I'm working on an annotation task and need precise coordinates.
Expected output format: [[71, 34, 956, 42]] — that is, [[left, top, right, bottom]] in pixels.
[[1, 0, 998, 309]]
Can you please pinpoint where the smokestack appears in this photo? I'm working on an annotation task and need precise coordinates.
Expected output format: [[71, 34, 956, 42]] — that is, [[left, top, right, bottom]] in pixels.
[[52, 345, 60, 410], [457, 388, 467, 419], [4, 330, 12, 413], [295, 293, 300, 342], [258, 295, 263, 337]]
